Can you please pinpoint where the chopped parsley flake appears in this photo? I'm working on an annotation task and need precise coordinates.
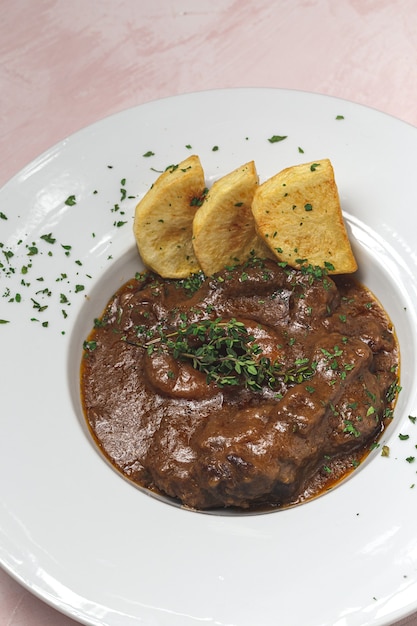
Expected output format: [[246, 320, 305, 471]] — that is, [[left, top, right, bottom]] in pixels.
[[83, 340, 97, 352], [268, 135, 288, 143], [40, 233, 56, 244], [399, 433, 410, 441], [64, 195, 77, 206]]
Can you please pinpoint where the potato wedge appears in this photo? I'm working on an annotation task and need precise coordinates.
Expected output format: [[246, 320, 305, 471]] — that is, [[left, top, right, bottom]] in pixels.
[[133, 155, 206, 278], [251, 158, 357, 274], [192, 161, 274, 275]]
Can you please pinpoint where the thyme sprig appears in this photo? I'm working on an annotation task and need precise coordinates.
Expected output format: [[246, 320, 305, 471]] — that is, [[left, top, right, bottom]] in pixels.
[[131, 317, 316, 391]]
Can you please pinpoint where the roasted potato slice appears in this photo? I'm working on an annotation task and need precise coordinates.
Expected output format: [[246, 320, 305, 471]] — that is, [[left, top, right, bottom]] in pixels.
[[192, 161, 273, 275], [251, 158, 357, 274], [133, 155, 205, 278]]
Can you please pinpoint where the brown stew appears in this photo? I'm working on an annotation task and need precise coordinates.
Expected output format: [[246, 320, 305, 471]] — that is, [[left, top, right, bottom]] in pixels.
[[80, 258, 399, 511]]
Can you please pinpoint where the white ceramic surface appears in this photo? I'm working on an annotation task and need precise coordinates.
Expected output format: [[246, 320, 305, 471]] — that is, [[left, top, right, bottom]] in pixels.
[[1, 88, 417, 626]]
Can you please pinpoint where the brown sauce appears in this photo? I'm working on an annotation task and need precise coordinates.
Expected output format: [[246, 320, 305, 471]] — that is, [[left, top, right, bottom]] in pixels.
[[80, 258, 399, 511]]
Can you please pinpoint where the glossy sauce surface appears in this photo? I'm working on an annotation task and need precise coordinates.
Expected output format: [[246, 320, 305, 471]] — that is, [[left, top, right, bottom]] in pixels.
[[81, 259, 399, 511]]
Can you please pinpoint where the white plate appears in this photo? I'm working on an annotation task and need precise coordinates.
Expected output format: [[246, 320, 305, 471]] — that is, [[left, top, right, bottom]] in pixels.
[[1, 88, 417, 626]]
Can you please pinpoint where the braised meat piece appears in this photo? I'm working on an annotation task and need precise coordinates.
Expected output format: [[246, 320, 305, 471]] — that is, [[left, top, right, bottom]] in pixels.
[[81, 259, 399, 510]]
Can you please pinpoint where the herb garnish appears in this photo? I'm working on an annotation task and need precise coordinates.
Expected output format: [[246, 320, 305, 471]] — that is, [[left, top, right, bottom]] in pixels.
[[83, 340, 97, 352], [40, 233, 56, 244], [399, 433, 410, 441], [386, 379, 401, 403], [130, 317, 316, 392], [176, 271, 206, 295], [343, 419, 361, 437], [268, 135, 288, 144]]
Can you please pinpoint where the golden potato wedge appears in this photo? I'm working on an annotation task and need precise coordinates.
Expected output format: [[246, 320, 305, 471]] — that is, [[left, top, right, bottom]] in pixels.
[[251, 158, 357, 274], [133, 155, 206, 278], [192, 161, 274, 275]]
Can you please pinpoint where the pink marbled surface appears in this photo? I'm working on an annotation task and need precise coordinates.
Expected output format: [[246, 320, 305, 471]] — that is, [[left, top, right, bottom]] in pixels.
[[1, 1, 417, 624]]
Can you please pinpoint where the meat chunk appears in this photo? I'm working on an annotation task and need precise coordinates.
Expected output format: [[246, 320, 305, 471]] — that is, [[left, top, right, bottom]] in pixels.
[[81, 259, 399, 510]]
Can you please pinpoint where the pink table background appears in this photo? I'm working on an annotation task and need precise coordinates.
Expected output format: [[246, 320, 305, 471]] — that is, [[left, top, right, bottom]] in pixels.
[[1, 1, 417, 624]]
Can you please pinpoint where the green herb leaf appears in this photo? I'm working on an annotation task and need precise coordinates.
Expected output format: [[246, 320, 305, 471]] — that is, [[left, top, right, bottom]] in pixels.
[[129, 317, 316, 392], [40, 233, 56, 244], [83, 340, 97, 352], [343, 420, 361, 437], [268, 135, 287, 144], [64, 195, 77, 206]]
